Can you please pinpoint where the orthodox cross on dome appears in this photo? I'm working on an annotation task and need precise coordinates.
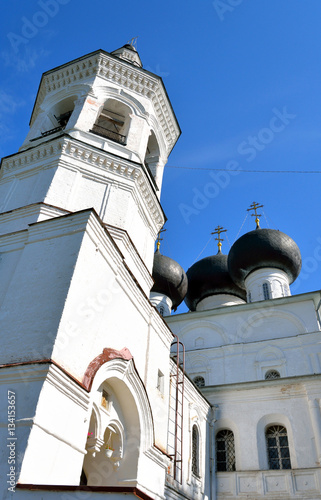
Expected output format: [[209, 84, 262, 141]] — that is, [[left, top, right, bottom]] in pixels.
[[247, 202, 264, 229], [211, 225, 227, 253], [127, 36, 138, 48], [156, 227, 166, 251]]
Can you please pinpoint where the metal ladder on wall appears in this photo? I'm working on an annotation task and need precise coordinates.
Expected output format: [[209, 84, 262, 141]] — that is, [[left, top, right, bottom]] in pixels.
[[168, 334, 185, 484]]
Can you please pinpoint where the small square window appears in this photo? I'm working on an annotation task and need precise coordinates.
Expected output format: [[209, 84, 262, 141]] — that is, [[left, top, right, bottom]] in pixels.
[[101, 390, 109, 409], [157, 370, 164, 394]]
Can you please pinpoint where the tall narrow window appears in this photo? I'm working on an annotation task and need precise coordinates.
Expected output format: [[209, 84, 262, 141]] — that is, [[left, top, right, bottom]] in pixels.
[[266, 425, 291, 470], [263, 282, 270, 300], [216, 430, 235, 471], [192, 425, 200, 477]]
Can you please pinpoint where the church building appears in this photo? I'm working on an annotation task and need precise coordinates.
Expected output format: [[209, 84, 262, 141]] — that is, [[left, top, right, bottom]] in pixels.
[[0, 42, 320, 500]]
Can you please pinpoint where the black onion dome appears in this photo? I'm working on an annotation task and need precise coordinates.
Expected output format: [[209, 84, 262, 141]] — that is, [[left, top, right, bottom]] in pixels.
[[151, 250, 188, 309], [184, 252, 246, 311], [228, 228, 302, 289]]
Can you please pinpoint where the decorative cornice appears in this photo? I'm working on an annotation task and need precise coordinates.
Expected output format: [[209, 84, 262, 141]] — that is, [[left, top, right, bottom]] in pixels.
[[1, 136, 165, 229], [2, 139, 64, 173], [31, 51, 180, 153]]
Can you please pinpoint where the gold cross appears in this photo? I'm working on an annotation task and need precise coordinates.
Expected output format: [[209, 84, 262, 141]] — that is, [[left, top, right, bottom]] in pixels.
[[156, 228, 166, 251], [211, 225, 227, 253], [247, 202, 264, 228]]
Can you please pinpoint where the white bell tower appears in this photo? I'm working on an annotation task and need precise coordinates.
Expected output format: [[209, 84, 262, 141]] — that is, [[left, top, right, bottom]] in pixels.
[[0, 44, 181, 497], [1, 43, 180, 276]]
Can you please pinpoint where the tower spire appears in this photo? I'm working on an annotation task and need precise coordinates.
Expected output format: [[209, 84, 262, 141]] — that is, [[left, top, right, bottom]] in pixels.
[[211, 225, 227, 254], [247, 202, 263, 229]]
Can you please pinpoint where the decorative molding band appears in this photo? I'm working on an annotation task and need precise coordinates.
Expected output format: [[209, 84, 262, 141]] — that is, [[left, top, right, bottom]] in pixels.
[[1, 136, 164, 229], [106, 224, 154, 289], [2, 140, 64, 173], [46, 363, 90, 410]]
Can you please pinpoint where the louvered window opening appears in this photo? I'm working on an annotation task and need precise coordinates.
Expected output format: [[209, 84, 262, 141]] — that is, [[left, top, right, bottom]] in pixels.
[[216, 430, 235, 472], [265, 370, 280, 380], [193, 376, 205, 388], [266, 425, 291, 470]]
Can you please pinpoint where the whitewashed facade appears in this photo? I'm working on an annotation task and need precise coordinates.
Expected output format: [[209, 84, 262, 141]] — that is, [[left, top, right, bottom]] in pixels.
[[167, 287, 321, 499], [0, 43, 320, 500]]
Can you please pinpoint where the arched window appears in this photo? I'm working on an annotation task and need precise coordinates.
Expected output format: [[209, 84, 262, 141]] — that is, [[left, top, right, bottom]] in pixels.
[[32, 95, 76, 141], [216, 430, 235, 471], [265, 370, 280, 380], [193, 376, 205, 388], [263, 282, 270, 300], [91, 99, 130, 145], [266, 425, 291, 470], [192, 425, 200, 476], [144, 130, 160, 181], [159, 305, 164, 316]]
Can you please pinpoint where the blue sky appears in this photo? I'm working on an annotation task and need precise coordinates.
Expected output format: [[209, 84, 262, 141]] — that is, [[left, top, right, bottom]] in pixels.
[[1, 1, 321, 314]]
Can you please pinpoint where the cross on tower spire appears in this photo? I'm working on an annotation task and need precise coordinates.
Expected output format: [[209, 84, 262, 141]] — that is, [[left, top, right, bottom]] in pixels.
[[211, 225, 227, 253], [247, 202, 264, 229], [127, 36, 138, 48], [156, 228, 166, 251]]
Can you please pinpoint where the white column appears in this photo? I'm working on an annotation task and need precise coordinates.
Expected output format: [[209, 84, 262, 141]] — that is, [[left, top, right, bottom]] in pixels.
[[308, 398, 321, 462]]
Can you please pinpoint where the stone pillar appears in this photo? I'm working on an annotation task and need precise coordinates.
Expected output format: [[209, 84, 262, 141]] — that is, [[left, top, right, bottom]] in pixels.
[[308, 398, 321, 463]]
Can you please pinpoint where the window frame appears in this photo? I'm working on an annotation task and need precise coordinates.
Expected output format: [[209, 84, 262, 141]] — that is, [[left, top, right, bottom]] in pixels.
[[265, 369, 281, 380], [266, 425, 291, 470], [263, 282, 270, 300], [216, 429, 236, 472], [191, 424, 200, 478], [193, 376, 205, 388]]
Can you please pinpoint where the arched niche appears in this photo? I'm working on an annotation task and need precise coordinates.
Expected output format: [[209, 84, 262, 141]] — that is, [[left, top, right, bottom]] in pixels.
[[215, 417, 242, 470], [256, 413, 297, 470], [82, 357, 155, 487], [144, 130, 160, 178], [179, 320, 229, 349], [255, 345, 287, 379], [91, 98, 131, 145], [237, 309, 307, 342], [39, 95, 77, 136]]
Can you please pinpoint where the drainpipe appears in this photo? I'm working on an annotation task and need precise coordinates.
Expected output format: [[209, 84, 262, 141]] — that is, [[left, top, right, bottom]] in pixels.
[[209, 405, 218, 500]]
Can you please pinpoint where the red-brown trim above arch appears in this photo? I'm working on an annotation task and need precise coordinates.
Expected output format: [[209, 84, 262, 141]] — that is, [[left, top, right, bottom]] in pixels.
[[82, 347, 133, 391]]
